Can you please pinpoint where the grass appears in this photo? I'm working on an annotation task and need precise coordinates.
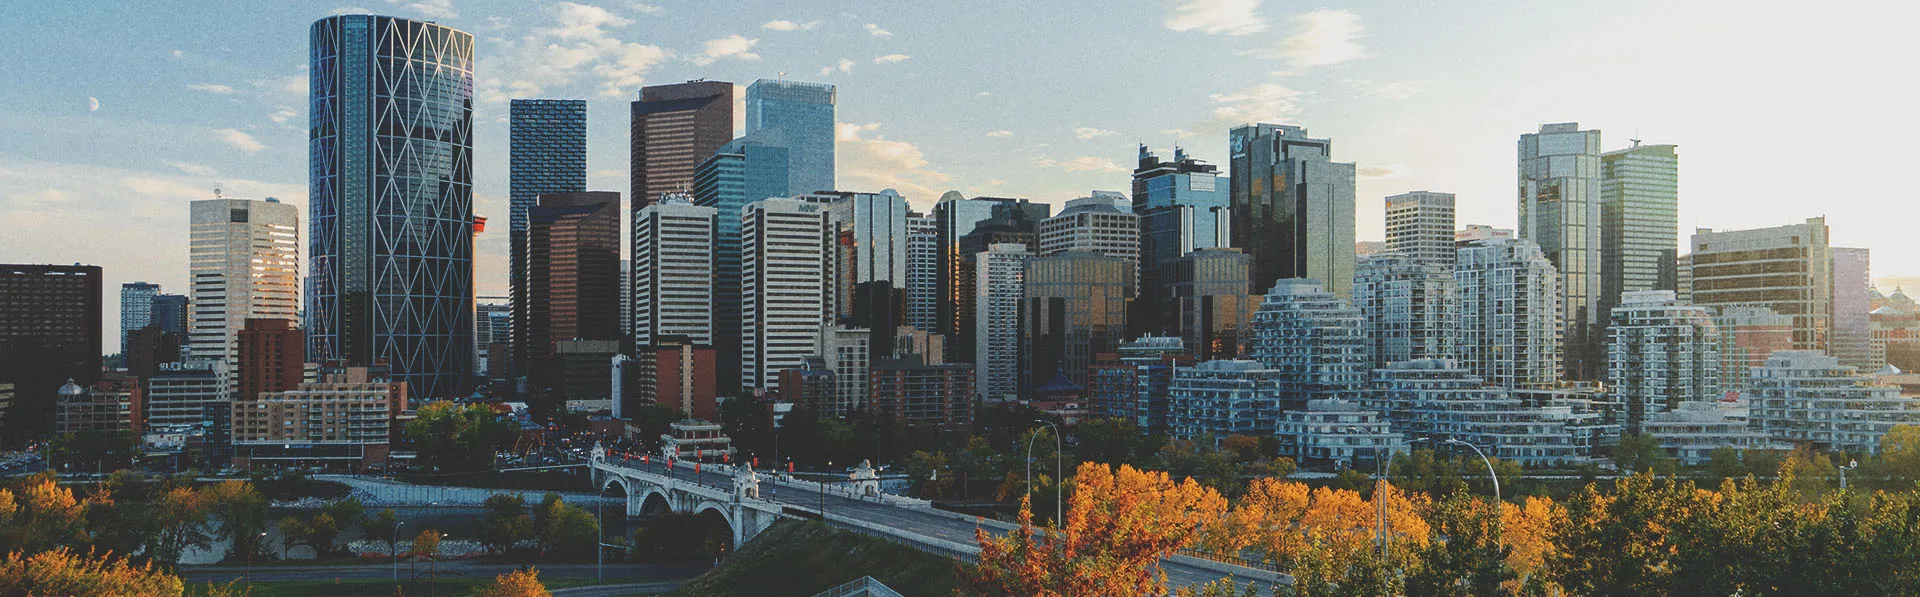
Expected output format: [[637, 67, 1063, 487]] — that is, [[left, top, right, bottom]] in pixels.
[[191, 576, 597, 597], [667, 520, 965, 597]]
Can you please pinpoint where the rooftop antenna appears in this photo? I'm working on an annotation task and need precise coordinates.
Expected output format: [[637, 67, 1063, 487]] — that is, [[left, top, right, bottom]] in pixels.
[[213, 185, 223, 199], [777, 71, 786, 82]]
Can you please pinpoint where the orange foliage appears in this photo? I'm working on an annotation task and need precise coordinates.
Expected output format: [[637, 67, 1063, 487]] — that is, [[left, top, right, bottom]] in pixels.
[[475, 567, 551, 597], [0, 546, 183, 596]]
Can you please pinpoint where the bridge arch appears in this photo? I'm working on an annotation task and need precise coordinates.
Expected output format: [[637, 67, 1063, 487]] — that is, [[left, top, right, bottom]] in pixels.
[[694, 503, 736, 556], [601, 476, 632, 498], [641, 490, 673, 516]]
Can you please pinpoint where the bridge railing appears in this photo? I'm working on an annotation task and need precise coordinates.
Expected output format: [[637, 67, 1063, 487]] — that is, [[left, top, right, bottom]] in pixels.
[[819, 513, 981, 564], [813, 576, 906, 597]]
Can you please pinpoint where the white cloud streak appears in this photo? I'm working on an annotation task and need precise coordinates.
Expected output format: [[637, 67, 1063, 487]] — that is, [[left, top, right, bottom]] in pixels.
[[873, 54, 910, 64], [1074, 127, 1116, 140], [865, 23, 892, 38], [836, 122, 953, 204], [762, 19, 820, 31], [692, 34, 760, 66], [1164, 0, 1266, 36], [214, 129, 264, 153], [187, 83, 235, 95], [987, 130, 1013, 138], [1245, 9, 1367, 70]]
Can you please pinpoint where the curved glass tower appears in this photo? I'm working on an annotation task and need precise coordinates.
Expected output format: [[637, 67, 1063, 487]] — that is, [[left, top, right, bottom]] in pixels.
[[308, 15, 475, 398]]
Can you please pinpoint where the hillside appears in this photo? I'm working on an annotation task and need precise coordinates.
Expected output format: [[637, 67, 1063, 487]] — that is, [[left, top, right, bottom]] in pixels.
[[668, 520, 965, 597]]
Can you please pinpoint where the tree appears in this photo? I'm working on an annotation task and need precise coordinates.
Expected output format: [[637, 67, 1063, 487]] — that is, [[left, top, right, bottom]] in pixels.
[[1546, 473, 1703, 595], [406, 401, 516, 472], [0, 547, 183, 596], [1611, 432, 1673, 475], [1220, 435, 1263, 462], [1405, 495, 1514, 597], [1869, 424, 1920, 490], [480, 494, 534, 556], [366, 508, 400, 546], [1077, 417, 1142, 465], [1704, 447, 1744, 486], [412, 529, 443, 559], [475, 567, 552, 597], [147, 486, 215, 570], [899, 450, 954, 499], [535, 495, 599, 559], [202, 481, 268, 562], [0, 473, 92, 554]]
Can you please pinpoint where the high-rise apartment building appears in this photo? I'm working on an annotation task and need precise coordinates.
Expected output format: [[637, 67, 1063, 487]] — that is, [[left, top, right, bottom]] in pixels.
[[1132, 145, 1230, 336], [1456, 238, 1562, 388], [1384, 191, 1456, 266], [1087, 336, 1191, 434], [120, 282, 161, 354], [190, 198, 300, 397], [632, 198, 718, 347], [509, 99, 587, 380], [237, 318, 305, 402], [1689, 218, 1832, 352], [1167, 360, 1286, 443], [632, 81, 733, 209], [308, 15, 474, 398], [819, 326, 871, 416], [233, 364, 407, 470], [0, 264, 102, 443], [1023, 252, 1134, 397], [1245, 278, 1370, 411], [868, 356, 974, 428], [1831, 247, 1874, 368], [741, 199, 832, 390], [525, 192, 621, 394], [744, 79, 837, 194], [1353, 254, 1456, 368], [974, 243, 1029, 402], [1171, 248, 1255, 361], [1519, 123, 1603, 381], [1599, 143, 1679, 320], [1607, 291, 1722, 429], [905, 213, 939, 333], [1229, 123, 1357, 297], [1369, 360, 1586, 465], [1747, 351, 1920, 454]]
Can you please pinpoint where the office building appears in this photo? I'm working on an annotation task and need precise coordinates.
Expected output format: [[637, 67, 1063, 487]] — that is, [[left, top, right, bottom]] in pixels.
[[741, 198, 832, 391], [1675, 254, 1694, 303], [1353, 254, 1456, 368], [190, 198, 299, 395], [1369, 359, 1587, 465], [1273, 400, 1405, 466], [554, 339, 620, 406], [905, 213, 939, 333], [1229, 123, 1357, 296], [1039, 192, 1138, 262], [819, 190, 912, 324], [1455, 225, 1513, 246], [151, 293, 189, 339], [55, 378, 140, 436], [233, 364, 407, 470], [475, 302, 509, 379], [632, 199, 717, 347], [692, 140, 792, 390], [1832, 247, 1873, 368], [630, 337, 717, 420], [1171, 248, 1256, 361], [1168, 360, 1285, 443], [744, 79, 837, 194], [509, 99, 587, 380], [1023, 252, 1134, 398], [941, 196, 1049, 363], [1086, 336, 1190, 434], [1519, 123, 1604, 381], [1133, 145, 1230, 336], [0, 264, 102, 443], [1245, 278, 1370, 411], [147, 361, 228, 428], [820, 326, 871, 416], [308, 15, 475, 398], [125, 325, 184, 380], [1714, 305, 1794, 392], [1747, 351, 1920, 454], [1643, 401, 1788, 466], [1689, 218, 1832, 352], [237, 318, 304, 402], [974, 243, 1029, 402], [869, 356, 974, 428], [1456, 238, 1562, 388], [120, 282, 161, 354], [1606, 291, 1722, 429], [1599, 143, 1679, 321], [776, 357, 836, 412], [525, 192, 621, 395], [1384, 191, 1457, 266], [632, 81, 733, 209]]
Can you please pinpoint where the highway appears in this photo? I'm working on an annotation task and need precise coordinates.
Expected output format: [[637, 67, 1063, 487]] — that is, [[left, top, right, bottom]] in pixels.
[[181, 561, 701, 587]]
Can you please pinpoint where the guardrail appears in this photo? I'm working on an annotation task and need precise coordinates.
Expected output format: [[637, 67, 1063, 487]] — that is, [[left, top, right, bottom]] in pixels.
[[813, 576, 906, 597]]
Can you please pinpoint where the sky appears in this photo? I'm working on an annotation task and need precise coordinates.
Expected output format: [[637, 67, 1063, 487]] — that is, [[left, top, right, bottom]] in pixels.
[[2, 0, 1918, 351]]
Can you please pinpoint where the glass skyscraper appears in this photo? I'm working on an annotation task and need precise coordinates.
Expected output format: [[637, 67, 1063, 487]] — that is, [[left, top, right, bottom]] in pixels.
[[1519, 122, 1603, 381], [692, 140, 791, 392], [1132, 145, 1229, 336], [308, 15, 475, 398], [509, 99, 586, 381], [745, 79, 837, 194], [1229, 123, 1356, 298], [1599, 142, 1678, 323]]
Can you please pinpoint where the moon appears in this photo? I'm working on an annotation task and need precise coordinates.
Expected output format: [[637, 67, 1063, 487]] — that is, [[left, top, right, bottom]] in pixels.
[[88, 97, 99, 112]]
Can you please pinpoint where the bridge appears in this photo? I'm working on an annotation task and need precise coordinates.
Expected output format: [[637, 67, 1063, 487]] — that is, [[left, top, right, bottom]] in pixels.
[[588, 444, 1288, 590]]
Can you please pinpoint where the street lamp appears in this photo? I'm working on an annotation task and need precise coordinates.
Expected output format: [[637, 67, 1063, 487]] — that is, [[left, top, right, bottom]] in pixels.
[[391, 520, 407, 582], [1026, 419, 1062, 526], [1444, 439, 1500, 501], [430, 534, 451, 597], [244, 531, 267, 588], [1840, 459, 1860, 491]]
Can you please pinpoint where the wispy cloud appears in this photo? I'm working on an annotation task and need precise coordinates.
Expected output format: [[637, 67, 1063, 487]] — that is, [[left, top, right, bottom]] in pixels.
[[476, 2, 670, 101], [987, 130, 1013, 138], [1245, 9, 1366, 70], [1359, 163, 1405, 179], [692, 34, 760, 66], [1344, 78, 1426, 100], [976, 91, 991, 97], [836, 122, 953, 204], [1202, 82, 1305, 130], [628, 2, 661, 15], [1165, 0, 1266, 36], [1033, 155, 1128, 173], [820, 58, 855, 76], [865, 23, 892, 38], [170, 49, 184, 59], [1074, 127, 1116, 140], [269, 107, 298, 124], [384, 0, 455, 19], [164, 161, 218, 177], [873, 54, 910, 64], [214, 129, 264, 153], [762, 19, 820, 31], [187, 83, 235, 95]]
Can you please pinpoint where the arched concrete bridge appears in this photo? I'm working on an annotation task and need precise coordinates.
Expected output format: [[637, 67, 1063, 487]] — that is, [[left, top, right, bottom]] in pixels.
[[588, 444, 1289, 589]]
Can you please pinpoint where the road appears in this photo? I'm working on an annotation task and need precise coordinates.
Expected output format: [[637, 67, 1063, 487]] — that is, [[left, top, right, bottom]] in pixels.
[[181, 561, 705, 586], [550, 582, 681, 596]]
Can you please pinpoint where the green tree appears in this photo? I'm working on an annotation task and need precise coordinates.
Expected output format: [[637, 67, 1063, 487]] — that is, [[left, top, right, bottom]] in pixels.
[[1406, 495, 1514, 597], [1076, 417, 1142, 465], [365, 508, 400, 546], [1547, 473, 1703, 595], [406, 401, 516, 472], [203, 481, 268, 562], [539, 499, 599, 559], [1703, 446, 1744, 486], [1610, 432, 1673, 475], [480, 494, 534, 556], [1869, 424, 1920, 490]]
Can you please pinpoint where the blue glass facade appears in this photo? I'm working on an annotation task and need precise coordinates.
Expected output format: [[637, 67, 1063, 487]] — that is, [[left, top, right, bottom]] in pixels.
[[692, 140, 790, 393], [509, 99, 586, 379], [1132, 145, 1230, 336], [744, 79, 836, 195], [308, 15, 475, 398]]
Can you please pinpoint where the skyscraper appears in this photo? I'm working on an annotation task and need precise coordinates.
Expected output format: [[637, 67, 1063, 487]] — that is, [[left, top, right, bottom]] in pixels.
[[905, 213, 939, 333], [0, 264, 101, 444], [1831, 247, 1873, 368], [692, 139, 792, 391], [308, 15, 475, 398], [1600, 143, 1679, 320], [1518, 122, 1603, 381], [525, 192, 621, 395], [1353, 254, 1457, 369], [1039, 192, 1139, 264], [741, 198, 832, 391], [975, 243, 1029, 402], [1607, 290, 1722, 430], [1689, 218, 1832, 352], [941, 196, 1049, 363], [632, 81, 734, 209], [1229, 123, 1357, 297], [1384, 191, 1456, 266], [1456, 238, 1562, 388], [819, 190, 912, 323], [509, 99, 587, 381], [633, 198, 718, 348], [150, 294, 189, 344], [120, 282, 160, 354], [1022, 252, 1134, 397], [191, 198, 300, 394], [744, 79, 837, 194], [1132, 145, 1230, 336], [1171, 248, 1255, 361]]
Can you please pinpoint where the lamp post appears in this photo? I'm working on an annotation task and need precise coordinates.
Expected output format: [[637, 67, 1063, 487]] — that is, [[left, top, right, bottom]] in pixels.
[[430, 534, 450, 597], [1444, 439, 1500, 501], [391, 520, 407, 582], [1840, 459, 1860, 491], [244, 531, 267, 588], [1026, 419, 1062, 526]]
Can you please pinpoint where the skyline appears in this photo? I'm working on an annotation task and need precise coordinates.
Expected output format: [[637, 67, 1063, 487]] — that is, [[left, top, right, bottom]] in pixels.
[[4, 1, 1918, 351]]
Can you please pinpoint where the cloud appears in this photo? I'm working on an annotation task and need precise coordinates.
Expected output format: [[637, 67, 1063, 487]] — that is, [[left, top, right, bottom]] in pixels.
[[1074, 127, 1117, 140], [269, 107, 299, 124], [385, 0, 455, 19], [164, 161, 218, 177], [1165, 0, 1266, 36], [692, 34, 760, 66], [628, 2, 662, 15], [1202, 82, 1305, 130], [873, 54, 910, 64], [476, 2, 670, 101], [88, 97, 99, 112], [865, 23, 892, 38], [762, 19, 820, 31], [187, 83, 235, 95], [987, 130, 1013, 138], [1245, 9, 1366, 70], [1033, 155, 1128, 173], [976, 91, 991, 97], [250, 75, 306, 97], [1344, 78, 1426, 100], [170, 49, 184, 59], [1358, 164, 1404, 179], [821, 58, 855, 76], [214, 128, 265, 153], [836, 122, 953, 204]]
